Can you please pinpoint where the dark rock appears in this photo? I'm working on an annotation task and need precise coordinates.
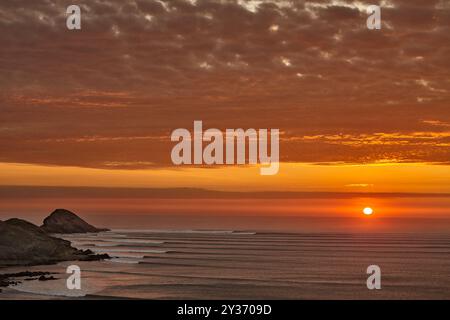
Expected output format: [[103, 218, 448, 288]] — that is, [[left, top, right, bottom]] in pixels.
[[82, 253, 110, 261], [38, 275, 56, 281], [0, 271, 57, 287], [41, 209, 109, 234], [2, 271, 52, 278]]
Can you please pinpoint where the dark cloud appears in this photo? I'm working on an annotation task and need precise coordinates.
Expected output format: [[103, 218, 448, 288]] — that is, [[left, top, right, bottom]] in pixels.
[[0, 0, 449, 168]]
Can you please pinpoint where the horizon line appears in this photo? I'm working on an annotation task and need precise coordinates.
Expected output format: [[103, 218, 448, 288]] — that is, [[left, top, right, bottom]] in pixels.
[[1, 185, 449, 199]]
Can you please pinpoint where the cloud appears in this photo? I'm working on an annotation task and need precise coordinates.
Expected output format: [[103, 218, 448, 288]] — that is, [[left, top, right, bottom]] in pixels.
[[0, 0, 449, 168]]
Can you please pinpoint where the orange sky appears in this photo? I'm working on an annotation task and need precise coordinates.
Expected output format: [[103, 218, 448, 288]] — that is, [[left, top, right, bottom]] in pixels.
[[1, 162, 450, 194], [0, 161, 449, 221], [1, 1, 449, 223], [1, 0, 449, 170]]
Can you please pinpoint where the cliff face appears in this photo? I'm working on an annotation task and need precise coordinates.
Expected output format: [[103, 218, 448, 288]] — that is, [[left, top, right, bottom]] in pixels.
[[40, 209, 109, 234], [0, 218, 108, 267]]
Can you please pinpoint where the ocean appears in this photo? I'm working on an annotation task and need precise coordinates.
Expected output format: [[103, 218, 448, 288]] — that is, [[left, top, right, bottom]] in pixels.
[[1, 228, 449, 299]]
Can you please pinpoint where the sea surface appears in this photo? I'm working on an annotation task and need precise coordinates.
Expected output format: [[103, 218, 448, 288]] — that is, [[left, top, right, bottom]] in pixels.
[[1, 229, 450, 299]]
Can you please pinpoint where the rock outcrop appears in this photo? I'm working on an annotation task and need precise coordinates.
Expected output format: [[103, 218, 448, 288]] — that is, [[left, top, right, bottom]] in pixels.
[[0, 218, 109, 267], [0, 271, 55, 288], [41, 209, 109, 234]]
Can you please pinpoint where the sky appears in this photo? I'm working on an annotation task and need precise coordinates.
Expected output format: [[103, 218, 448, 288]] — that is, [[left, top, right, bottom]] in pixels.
[[0, 0, 449, 221]]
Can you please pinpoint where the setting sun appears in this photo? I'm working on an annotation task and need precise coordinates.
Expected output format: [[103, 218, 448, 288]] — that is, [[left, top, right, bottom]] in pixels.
[[363, 207, 374, 215]]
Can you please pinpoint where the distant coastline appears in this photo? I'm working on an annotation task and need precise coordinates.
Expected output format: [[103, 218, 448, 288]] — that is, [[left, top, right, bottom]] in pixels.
[[1, 185, 450, 199]]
